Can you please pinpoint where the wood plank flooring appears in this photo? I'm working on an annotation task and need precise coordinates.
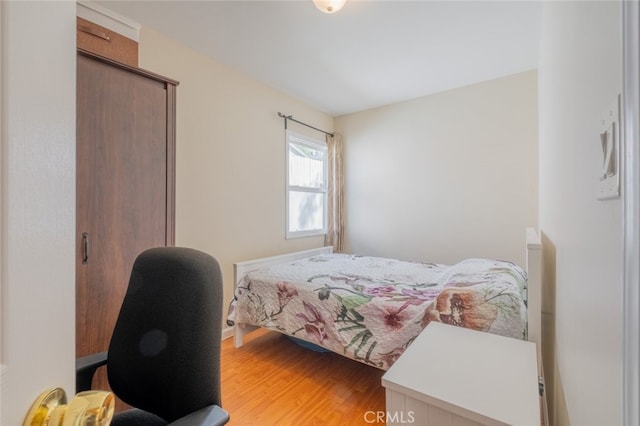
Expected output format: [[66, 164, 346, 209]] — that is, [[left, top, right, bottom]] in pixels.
[[220, 328, 386, 425]]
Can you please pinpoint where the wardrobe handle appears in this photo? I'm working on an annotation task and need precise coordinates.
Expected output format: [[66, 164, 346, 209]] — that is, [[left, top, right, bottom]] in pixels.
[[78, 25, 112, 42], [82, 232, 89, 264]]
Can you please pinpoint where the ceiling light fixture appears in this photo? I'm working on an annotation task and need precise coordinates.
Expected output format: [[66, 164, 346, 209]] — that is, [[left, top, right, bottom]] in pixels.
[[312, 0, 347, 14]]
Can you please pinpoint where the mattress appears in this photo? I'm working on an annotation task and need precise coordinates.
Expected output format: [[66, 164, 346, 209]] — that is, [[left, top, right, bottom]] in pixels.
[[227, 253, 527, 370]]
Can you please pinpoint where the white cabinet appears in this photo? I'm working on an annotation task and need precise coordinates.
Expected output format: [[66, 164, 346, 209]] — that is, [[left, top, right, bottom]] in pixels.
[[382, 322, 541, 426]]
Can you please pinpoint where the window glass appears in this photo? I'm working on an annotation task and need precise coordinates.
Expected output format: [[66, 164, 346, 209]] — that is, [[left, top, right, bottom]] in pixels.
[[286, 131, 327, 238]]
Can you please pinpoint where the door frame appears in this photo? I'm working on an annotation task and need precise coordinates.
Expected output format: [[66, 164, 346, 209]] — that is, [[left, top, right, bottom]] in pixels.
[[622, 2, 639, 425]]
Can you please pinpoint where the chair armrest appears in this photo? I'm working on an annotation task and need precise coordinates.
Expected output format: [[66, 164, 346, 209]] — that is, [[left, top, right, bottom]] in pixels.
[[76, 351, 108, 392], [167, 405, 230, 426]]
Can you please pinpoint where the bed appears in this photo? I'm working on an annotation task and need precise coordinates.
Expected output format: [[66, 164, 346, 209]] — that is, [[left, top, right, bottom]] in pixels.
[[227, 228, 542, 371]]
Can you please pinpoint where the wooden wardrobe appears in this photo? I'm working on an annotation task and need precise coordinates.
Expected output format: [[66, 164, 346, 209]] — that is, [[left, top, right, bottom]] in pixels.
[[75, 48, 178, 386]]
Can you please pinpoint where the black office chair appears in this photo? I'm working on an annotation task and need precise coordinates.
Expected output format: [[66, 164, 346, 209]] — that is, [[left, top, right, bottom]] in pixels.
[[77, 247, 230, 426]]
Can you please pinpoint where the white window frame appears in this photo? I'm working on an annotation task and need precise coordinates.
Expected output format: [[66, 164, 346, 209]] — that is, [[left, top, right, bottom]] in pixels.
[[285, 130, 328, 239]]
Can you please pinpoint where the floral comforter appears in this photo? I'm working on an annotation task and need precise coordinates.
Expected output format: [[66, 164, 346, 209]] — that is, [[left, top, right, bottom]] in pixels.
[[227, 253, 527, 370]]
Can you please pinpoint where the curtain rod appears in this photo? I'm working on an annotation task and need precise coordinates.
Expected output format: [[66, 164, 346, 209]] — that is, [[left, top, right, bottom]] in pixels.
[[278, 112, 334, 137]]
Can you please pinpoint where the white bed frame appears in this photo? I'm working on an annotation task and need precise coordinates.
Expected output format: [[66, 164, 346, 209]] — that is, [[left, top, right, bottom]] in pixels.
[[233, 246, 334, 347], [233, 228, 543, 364]]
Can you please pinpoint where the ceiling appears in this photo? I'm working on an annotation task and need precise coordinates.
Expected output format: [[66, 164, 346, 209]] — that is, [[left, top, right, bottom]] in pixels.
[[96, 0, 543, 117]]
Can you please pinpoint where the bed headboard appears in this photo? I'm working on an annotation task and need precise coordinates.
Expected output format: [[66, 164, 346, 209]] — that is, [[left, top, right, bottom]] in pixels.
[[525, 227, 542, 371], [234, 246, 334, 286]]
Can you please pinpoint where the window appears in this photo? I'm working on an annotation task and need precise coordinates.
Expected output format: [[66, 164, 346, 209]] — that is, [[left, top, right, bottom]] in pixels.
[[286, 131, 327, 238]]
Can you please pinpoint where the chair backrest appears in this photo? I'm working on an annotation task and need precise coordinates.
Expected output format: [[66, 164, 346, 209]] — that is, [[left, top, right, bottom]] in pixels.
[[107, 247, 223, 423]]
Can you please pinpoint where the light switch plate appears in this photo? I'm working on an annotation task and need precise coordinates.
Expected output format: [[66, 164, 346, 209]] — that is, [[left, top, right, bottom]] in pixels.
[[597, 95, 621, 200]]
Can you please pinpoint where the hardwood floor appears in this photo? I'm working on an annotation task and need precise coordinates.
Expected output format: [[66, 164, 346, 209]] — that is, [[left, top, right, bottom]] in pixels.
[[220, 328, 386, 425]]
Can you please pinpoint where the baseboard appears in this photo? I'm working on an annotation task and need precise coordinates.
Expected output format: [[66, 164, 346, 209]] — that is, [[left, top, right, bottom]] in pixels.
[[222, 326, 234, 341]]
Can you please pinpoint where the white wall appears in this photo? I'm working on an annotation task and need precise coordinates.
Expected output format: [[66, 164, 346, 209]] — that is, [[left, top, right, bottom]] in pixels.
[[0, 1, 76, 424], [335, 71, 538, 267], [137, 27, 333, 311], [538, 2, 622, 425]]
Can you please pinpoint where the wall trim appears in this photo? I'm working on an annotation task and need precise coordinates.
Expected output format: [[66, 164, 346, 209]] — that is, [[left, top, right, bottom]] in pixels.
[[622, 2, 639, 425], [77, 0, 140, 42], [0, 0, 4, 376]]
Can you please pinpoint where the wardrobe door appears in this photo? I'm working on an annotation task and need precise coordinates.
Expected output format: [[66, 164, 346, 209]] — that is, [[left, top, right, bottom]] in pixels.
[[76, 51, 176, 364]]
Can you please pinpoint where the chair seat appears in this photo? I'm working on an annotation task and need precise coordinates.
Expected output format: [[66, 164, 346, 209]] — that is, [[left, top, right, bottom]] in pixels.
[[111, 408, 167, 426], [111, 405, 230, 426]]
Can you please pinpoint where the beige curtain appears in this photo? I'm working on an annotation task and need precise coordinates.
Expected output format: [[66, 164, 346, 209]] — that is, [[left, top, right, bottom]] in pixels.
[[326, 132, 345, 252]]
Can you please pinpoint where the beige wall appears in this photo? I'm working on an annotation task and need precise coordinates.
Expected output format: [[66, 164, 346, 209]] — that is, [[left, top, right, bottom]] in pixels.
[[335, 71, 538, 267], [138, 27, 332, 311], [539, 2, 622, 425]]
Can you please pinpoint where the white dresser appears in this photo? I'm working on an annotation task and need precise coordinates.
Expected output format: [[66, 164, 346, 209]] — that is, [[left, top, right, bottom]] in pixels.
[[382, 322, 541, 426]]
